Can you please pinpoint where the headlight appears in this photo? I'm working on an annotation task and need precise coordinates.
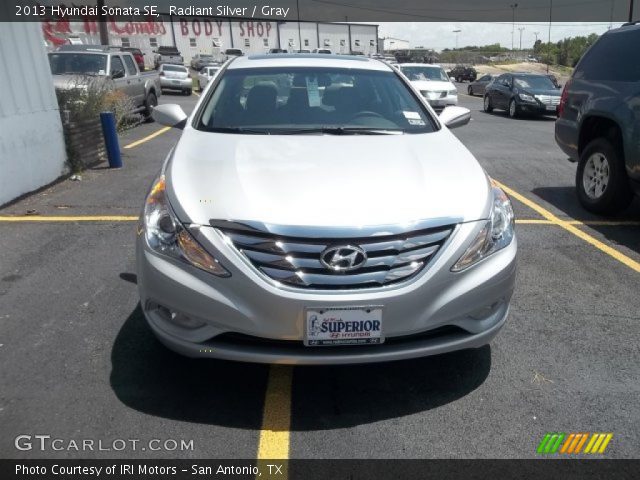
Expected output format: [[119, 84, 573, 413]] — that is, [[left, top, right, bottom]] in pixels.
[[142, 175, 230, 277], [448, 89, 458, 96], [518, 93, 536, 102], [451, 185, 515, 272]]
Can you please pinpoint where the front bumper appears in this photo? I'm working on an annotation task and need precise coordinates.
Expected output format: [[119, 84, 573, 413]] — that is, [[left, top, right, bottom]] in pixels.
[[160, 77, 192, 90], [136, 221, 517, 365], [423, 94, 458, 111], [518, 101, 558, 116]]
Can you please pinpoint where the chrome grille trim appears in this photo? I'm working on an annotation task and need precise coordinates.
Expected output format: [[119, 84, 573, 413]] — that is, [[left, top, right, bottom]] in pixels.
[[214, 222, 455, 290], [534, 94, 560, 105]]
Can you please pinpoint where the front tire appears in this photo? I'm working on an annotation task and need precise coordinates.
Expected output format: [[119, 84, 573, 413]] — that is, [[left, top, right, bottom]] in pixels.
[[185, 88, 192, 96], [508, 99, 518, 118], [483, 95, 493, 112], [143, 92, 157, 122], [468, 86, 474, 96], [576, 138, 633, 214]]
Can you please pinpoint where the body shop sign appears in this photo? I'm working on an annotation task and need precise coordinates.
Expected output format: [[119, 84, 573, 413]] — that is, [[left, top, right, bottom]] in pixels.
[[179, 19, 272, 38]]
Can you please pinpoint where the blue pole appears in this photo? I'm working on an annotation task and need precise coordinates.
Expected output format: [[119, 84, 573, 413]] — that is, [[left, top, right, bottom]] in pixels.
[[100, 111, 122, 168]]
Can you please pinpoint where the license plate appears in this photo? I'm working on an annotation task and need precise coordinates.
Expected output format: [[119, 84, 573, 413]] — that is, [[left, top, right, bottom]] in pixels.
[[304, 306, 384, 346], [172, 80, 180, 84], [546, 105, 556, 111]]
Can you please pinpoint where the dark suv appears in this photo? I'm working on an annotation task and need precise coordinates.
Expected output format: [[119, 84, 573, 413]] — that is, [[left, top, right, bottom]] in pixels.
[[555, 23, 640, 214], [448, 65, 477, 82]]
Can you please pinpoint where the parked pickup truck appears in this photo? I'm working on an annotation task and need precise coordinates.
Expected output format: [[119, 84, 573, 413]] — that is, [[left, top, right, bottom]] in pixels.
[[153, 46, 184, 68], [48, 47, 161, 119]]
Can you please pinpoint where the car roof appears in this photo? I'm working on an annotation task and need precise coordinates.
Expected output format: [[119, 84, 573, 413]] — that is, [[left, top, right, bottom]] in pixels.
[[228, 54, 393, 71]]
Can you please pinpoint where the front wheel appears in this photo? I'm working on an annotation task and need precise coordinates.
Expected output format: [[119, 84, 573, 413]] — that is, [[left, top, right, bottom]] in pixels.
[[483, 95, 493, 112], [576, 138, 633, 214], [185, 88, 192, 96], [468, 86, 474, 96], [508, 99, 518, 118], [143, 92, 157, 122]]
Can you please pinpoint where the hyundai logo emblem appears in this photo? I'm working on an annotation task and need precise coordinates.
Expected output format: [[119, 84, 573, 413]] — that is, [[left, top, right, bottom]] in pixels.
[[320, 245, 367, 272]]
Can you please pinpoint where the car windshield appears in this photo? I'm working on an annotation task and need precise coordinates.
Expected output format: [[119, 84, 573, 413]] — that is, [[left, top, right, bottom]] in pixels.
[[514, 76, 556, 90], [226, 49, 243, 55], [197, 66, 436, 134], [400, 66, 448, 82], [163, 65, 187, 73], [48, 53, 108, 75]]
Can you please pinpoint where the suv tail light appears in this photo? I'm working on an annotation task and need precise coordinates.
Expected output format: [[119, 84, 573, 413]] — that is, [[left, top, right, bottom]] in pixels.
[[558, 79, 572, 117]]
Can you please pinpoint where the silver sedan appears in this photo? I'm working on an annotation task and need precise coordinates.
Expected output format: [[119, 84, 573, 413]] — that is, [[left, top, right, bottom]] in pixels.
[[158, 64, 192, 95], [140, 55, 517, 364], [467, 74, 496, 96]]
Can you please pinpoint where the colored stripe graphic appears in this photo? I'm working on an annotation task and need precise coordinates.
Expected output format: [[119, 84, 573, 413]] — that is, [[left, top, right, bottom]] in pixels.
[[539, 433, 613, 455]]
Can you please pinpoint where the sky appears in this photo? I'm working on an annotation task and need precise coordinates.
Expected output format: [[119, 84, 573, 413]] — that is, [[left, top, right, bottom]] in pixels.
[[378, 22, 624, 51]]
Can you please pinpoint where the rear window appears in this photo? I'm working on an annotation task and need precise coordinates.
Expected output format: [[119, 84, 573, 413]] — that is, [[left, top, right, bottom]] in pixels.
[[162, 65, 187, 73], [574, 28, 640, 82]]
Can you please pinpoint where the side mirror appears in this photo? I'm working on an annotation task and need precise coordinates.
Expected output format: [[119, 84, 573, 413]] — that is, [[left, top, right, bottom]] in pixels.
[[152, 104, 188, 129], [439, 106, 471, 129], [111, 69, 125, 79]]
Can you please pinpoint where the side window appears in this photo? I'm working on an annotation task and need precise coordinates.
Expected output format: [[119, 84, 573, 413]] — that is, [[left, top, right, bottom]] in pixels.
[[110, 56, 125, 76], [123, 55, 137, 75], [575, 29, 640, 82]]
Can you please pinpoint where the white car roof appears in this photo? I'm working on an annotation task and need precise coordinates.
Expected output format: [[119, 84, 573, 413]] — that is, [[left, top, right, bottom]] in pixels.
[[227, 54, 393, 72]]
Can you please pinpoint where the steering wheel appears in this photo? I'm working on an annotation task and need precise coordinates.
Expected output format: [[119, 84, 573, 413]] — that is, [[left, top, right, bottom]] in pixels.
[[347, 111, 385, 122]]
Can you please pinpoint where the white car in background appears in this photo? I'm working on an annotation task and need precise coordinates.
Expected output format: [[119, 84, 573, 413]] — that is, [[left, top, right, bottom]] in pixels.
[[398, 63, 458, 112], [197, 65, 220, 91]]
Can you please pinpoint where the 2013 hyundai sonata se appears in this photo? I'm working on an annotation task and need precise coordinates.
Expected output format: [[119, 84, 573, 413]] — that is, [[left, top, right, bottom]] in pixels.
[[137, 54, 517, 365]]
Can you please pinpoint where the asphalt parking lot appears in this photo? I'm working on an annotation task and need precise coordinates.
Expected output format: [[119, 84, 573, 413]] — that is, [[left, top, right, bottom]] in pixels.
[[1, 84, 639, 461]]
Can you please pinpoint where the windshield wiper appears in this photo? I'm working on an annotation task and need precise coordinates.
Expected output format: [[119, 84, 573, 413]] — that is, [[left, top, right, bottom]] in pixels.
[[204, 127, 272, 134], [275, 127, 404, 135]]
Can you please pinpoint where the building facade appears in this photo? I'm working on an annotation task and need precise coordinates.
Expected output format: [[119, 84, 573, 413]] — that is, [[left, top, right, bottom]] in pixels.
[[382, 37, 410, 51], [42, 18, 379, 66]]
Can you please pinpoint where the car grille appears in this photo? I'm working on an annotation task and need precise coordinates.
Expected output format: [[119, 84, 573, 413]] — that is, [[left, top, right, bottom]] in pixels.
[[420, 90, 448, 99], [535, 94, 560, 106], [215, 224, 454, 290]]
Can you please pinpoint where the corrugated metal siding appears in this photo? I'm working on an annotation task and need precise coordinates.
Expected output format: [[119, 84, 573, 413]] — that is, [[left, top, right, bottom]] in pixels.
[[0, 14, 67, 205], [0, 21, 59, 118]]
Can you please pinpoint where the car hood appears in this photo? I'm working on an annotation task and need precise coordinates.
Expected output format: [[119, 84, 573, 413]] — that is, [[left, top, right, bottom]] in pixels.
[[166, 128, 491, 228], [409, 80, 455, 92]]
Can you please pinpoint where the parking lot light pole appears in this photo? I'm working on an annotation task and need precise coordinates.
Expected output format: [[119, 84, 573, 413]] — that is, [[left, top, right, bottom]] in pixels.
[[510, 3, 518, 51], [453, 29, 461, 50], [97, 0, 108, 46], [630, 0, 635, 22]]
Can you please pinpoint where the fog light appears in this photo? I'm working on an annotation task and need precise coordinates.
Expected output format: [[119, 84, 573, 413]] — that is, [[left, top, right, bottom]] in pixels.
[[156, 304, 206, 329], [169, 311, 207, 329]]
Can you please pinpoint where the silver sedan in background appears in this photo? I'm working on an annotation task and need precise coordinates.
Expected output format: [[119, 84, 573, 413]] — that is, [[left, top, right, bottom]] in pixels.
[[468, 74, 496, 96], [141, 55, 517, 364], [197, 65, 220, 91], [158, 64, 192, 95]]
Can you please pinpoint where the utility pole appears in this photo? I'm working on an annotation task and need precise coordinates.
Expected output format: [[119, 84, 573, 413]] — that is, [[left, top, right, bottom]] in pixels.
[[97, 0, 108, 45], [453, 29, 461, 50], [518, 27, 525, 50], [547, 0, 553, 73], [533, 31, 540, 42], [630, 0, 635, 22], [510, 3, 518, 51]]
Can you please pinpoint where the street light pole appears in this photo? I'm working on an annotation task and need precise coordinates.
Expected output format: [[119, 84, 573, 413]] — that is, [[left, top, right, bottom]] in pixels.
[[510, 3, 518, 51], [518, 27, 525, 51], [547, 0, 553, 73], [453, 29, 461, 50], [97, 0, 108, 45]]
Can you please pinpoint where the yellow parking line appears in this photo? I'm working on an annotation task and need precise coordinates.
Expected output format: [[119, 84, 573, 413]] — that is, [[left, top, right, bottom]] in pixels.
[[193, 91, 200, 97], [124, 126, 171, 149], [516, 219, 554, 224], [257, 365, 292, 464], [495, 180, 640, 273], [0, 215, 138, 222]]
